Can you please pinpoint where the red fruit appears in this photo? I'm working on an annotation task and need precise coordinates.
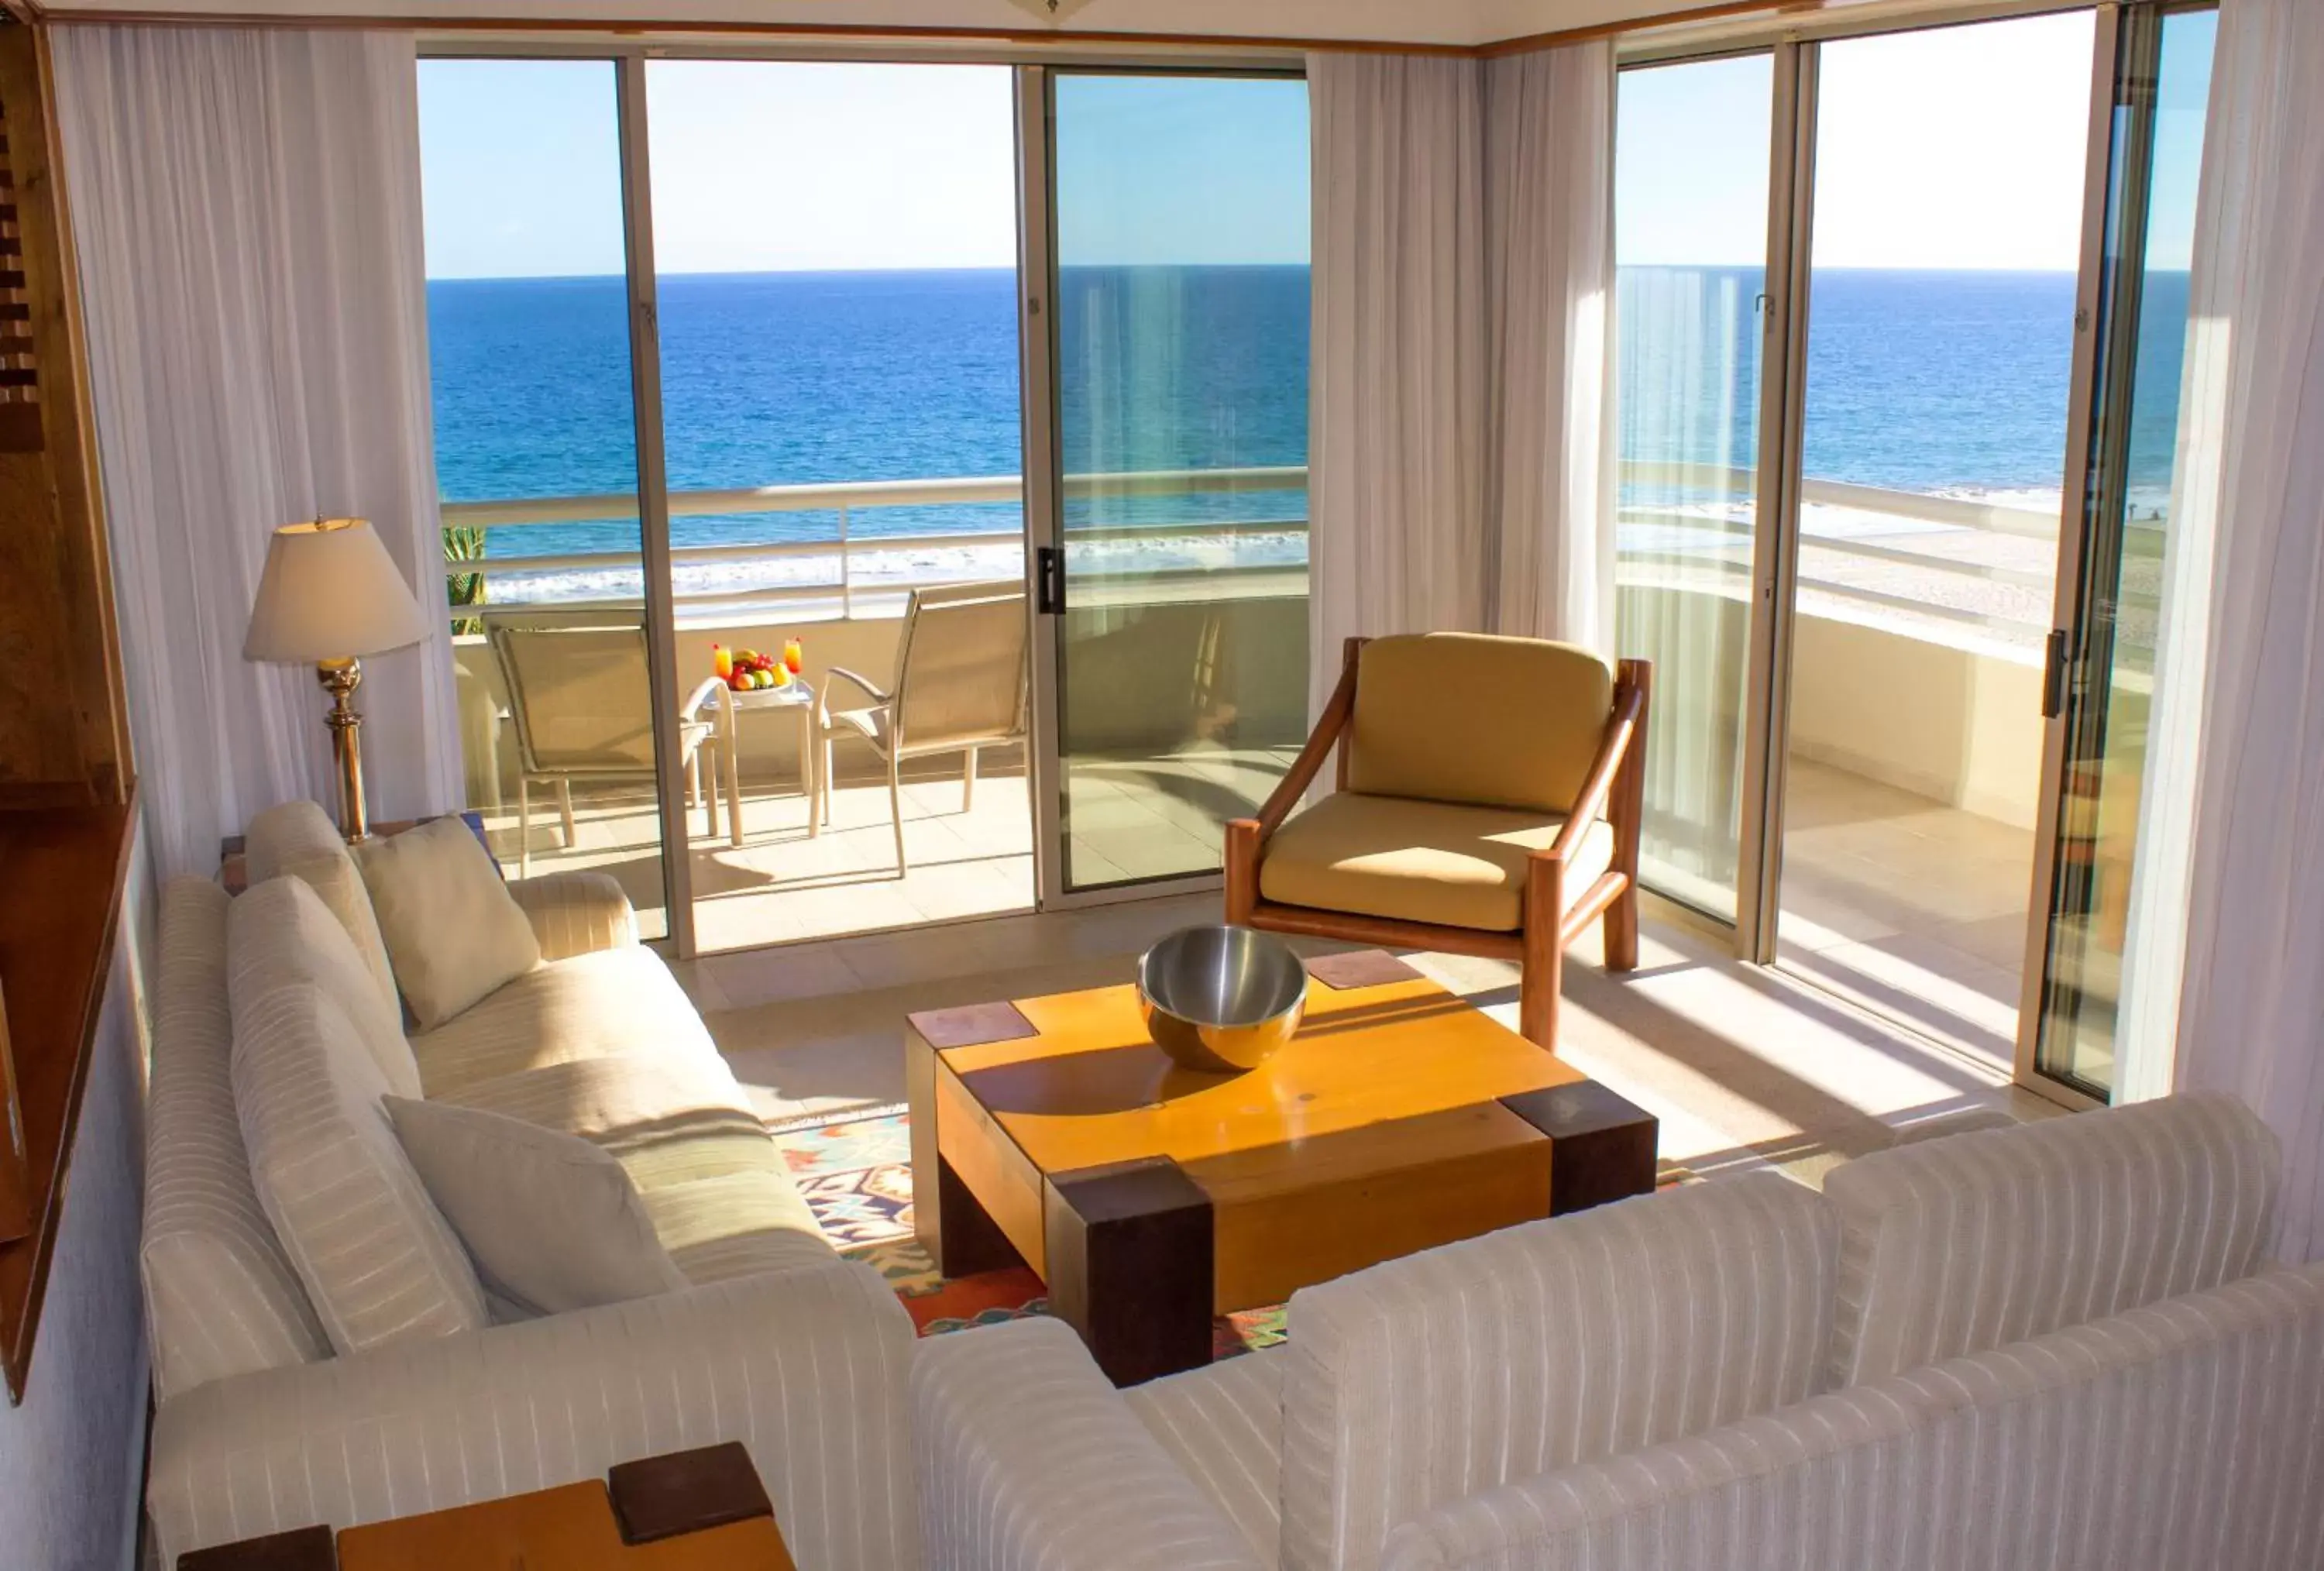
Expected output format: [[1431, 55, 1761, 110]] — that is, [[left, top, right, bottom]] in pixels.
[[727, 671, 751, 691]]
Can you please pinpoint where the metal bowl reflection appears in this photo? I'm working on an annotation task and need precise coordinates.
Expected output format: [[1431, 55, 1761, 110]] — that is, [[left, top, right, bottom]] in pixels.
[[1137, 924, 1308, 1074]]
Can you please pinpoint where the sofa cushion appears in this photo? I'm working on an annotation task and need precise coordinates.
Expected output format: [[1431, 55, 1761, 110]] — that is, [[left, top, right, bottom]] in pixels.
[[1260, 792, 1614, 932], [356, 816, 541, 1031], [228, 875, 421, 1100], [638, 1171, 836, 1284], [407, 946, 721, 1098], [1346, 634, 1614, 815], [1822, 1090, 2281, 1387], [143, 877, 331, 1402], [384, 1097, 689, 1316], [244, 799, 398, 1019], [1281, 1173, 1836, 1571], [1126, 1349, 1287, 1568], [435, 1054, 761, 1140], [228, 966, 487, 1355]]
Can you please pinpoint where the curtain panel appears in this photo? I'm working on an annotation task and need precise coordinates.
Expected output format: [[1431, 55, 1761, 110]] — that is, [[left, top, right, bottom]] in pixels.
[[52, 26, 460, 879], [1305, 43, 1614, 718], [2135, 0, 2324, 1261]]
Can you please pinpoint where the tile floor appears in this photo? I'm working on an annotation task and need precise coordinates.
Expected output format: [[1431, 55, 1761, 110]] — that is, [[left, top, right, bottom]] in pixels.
[[1777, 755, 2037, 1068], [675, 893, 2060, 1187]]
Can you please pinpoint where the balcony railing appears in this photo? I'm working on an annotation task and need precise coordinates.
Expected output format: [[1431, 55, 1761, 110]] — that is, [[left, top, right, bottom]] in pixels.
[[439, 461, 2130, 649]]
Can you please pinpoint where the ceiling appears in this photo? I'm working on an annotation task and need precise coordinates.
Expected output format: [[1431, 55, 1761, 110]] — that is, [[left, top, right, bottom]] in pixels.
[[33, 0, 1796, 50]]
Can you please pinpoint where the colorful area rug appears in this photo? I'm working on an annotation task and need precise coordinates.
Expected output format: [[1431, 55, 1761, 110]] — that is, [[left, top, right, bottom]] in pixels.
[[775, 1106, 1686, 1360]]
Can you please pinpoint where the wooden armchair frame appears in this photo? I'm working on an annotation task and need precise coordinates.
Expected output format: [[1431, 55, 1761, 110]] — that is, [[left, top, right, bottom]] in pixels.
[[1224, 638, 1651, 1048]]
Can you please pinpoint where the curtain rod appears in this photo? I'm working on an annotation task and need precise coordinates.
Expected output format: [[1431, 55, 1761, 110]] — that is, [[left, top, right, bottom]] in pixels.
[[26, 1, 1840, 57]]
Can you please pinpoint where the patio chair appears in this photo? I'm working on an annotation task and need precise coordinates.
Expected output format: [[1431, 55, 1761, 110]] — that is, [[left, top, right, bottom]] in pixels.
[[485, 611, 724, 875], [815, 581, 1030, 874], [1225, 633, 1650, 1047]]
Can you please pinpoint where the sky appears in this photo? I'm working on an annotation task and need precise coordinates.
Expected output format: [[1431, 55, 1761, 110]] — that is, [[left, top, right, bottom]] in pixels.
[[1617, 8, 2214, 273], [417, 60, 1308, 280]]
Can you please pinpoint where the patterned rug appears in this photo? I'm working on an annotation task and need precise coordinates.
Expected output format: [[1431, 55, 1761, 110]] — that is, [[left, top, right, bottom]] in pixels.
[[774, 1106, 1686, 1359]]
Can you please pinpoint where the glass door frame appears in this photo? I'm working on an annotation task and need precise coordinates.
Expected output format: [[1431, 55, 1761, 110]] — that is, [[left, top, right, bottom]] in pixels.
[[1016, 61, 1314, 913]]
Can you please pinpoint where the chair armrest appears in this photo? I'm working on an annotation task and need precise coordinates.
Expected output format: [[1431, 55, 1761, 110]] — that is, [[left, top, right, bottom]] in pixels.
[[912, 1316, 1265, 1571], [682, 675, 727, 718], [1248, 641, 1363, 840], [823, 664, 893, 711], [149, 1261, 920, 1571], [506, 868, 639, 959], [1547, 673, 1645, 863]]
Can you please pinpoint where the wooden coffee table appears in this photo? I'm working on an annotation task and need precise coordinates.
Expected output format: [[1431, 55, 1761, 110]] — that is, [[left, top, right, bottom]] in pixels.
[[906, 951, 1658, 1385]]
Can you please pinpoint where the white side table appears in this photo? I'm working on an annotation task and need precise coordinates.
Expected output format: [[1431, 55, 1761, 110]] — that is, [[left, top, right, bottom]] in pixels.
[[716, 677, 819, 847]]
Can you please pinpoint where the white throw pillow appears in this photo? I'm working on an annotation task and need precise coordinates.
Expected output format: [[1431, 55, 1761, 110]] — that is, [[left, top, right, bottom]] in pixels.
[[229, 875, 423, 1100], [356, 817, 541, 1031], [383, 1097, 689, 1316]]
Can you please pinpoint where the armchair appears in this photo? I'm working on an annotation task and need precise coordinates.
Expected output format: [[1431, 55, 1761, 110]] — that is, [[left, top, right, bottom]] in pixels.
[[1225, 634, 1648, 1047]]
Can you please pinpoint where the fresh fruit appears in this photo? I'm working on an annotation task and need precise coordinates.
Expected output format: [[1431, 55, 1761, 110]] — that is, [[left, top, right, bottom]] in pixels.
[[755, 669, 775, 689], [727, 670, 751, 692], [712, 645, 733, 679]]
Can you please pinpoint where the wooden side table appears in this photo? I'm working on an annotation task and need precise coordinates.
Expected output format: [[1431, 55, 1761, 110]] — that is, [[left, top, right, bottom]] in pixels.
[[178, 1442, 792, 1571], [716, 678, 817, 847]]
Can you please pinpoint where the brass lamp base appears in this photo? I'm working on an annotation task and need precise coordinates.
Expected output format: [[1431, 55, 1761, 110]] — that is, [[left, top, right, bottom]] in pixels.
[[317, 657, 370, 842]]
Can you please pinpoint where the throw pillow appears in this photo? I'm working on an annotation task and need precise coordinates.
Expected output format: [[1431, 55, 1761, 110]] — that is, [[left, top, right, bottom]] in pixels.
[[383, 1097, 690, 1317], [356, 816, 541, 1031]]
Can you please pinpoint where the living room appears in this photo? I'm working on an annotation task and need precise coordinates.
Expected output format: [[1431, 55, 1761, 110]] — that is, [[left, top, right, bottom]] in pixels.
[[0, 0, 2319, 1567]]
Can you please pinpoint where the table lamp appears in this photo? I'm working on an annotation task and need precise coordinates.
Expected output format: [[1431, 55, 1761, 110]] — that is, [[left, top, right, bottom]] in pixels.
[[243, 517, 432, 842]]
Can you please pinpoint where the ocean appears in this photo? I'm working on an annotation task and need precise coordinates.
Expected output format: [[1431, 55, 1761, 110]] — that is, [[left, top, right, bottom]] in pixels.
[[425, 265, 2185, 604]]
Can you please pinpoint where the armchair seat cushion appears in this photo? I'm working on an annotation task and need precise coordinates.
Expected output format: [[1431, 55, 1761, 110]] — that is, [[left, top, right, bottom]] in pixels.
[[1259, 792, 1614, 933]]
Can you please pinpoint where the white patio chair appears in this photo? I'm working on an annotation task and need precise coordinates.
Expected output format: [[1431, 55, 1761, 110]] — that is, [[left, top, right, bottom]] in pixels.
[[485, 611, 723, 875], [814, 582, 1030, 874]]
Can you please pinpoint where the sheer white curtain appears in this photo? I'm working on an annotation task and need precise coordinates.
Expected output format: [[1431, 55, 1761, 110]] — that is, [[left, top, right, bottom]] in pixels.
[[53, 26, 459, 878], [1306, 53, 1488, 717], [1306, 44, 1615, 717], [2126, 0, 2324, 1261], [1484, 44, 1616, 649]]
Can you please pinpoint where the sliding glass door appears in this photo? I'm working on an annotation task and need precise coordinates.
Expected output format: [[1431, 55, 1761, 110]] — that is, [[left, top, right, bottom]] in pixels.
[[1033, 71, 1312, 897], [416, 59, 675, 939], [2028, 4, 2219, 1102], [1613, 52, 1776, 924], [1614, 2, 2221, 1106]]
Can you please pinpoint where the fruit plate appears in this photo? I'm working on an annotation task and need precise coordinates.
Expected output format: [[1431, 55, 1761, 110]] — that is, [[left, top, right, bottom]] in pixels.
[[724, 672, 807, 705]]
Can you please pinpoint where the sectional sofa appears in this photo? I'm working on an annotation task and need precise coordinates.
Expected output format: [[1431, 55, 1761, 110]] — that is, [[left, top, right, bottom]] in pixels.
[[913, 1092, 2324, 1571], [140, 800, 920, 1569]]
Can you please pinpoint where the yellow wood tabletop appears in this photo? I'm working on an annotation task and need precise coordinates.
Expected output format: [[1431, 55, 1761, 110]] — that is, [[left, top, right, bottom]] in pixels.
[[944, 971, 1585, 1178]]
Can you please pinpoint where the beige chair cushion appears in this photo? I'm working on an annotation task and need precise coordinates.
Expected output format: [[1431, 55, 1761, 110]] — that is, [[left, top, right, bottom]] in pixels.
[[355, 816, 542, 1031], [1346, 634, 1614, 815], [244, 799, 399, 1017], [1260, 792, 1614, 933], [408, 946, 723, 1098], [228, 875, 422, 1100], [383, 1096, 689, 1317]]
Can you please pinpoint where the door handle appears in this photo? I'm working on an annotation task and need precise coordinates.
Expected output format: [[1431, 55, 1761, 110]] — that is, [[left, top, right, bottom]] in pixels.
[[1035, 545, 1065, 615], [2041, 629, 2071, 720]]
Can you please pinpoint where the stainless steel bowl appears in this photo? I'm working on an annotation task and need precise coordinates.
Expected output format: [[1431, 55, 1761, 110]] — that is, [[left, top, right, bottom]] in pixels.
[[1137, 924, 1308, 1074]]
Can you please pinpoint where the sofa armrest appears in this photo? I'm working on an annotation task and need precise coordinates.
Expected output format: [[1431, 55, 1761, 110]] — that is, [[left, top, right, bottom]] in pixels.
[[912, 1316, 1265, 1571], [149, 1261, 917, 1571], [507, 868, 638, 959]]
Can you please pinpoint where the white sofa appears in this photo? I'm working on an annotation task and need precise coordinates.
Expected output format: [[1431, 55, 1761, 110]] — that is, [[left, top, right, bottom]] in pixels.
[[913, 1092, 2321, 1571], [142, 801, 921, 1569]]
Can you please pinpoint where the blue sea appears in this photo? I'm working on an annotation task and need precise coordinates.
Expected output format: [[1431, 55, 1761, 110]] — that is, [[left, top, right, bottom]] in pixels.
[[425, 265, 2187, 600]]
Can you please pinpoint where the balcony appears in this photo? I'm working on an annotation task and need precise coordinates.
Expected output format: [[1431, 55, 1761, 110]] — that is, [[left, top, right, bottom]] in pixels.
[[442, 464, 2102, 1065]]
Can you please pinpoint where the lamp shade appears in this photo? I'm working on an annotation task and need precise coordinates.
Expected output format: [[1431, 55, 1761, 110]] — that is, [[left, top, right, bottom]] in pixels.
[[243, 517, 432, 662]]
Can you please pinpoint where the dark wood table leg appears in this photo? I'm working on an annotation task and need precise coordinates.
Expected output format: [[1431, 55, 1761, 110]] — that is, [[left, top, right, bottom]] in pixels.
[[1501, 1079, 1659, 1215], [177, 1525, 337, 1571], [1043, 1157, 1215, 1387]]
